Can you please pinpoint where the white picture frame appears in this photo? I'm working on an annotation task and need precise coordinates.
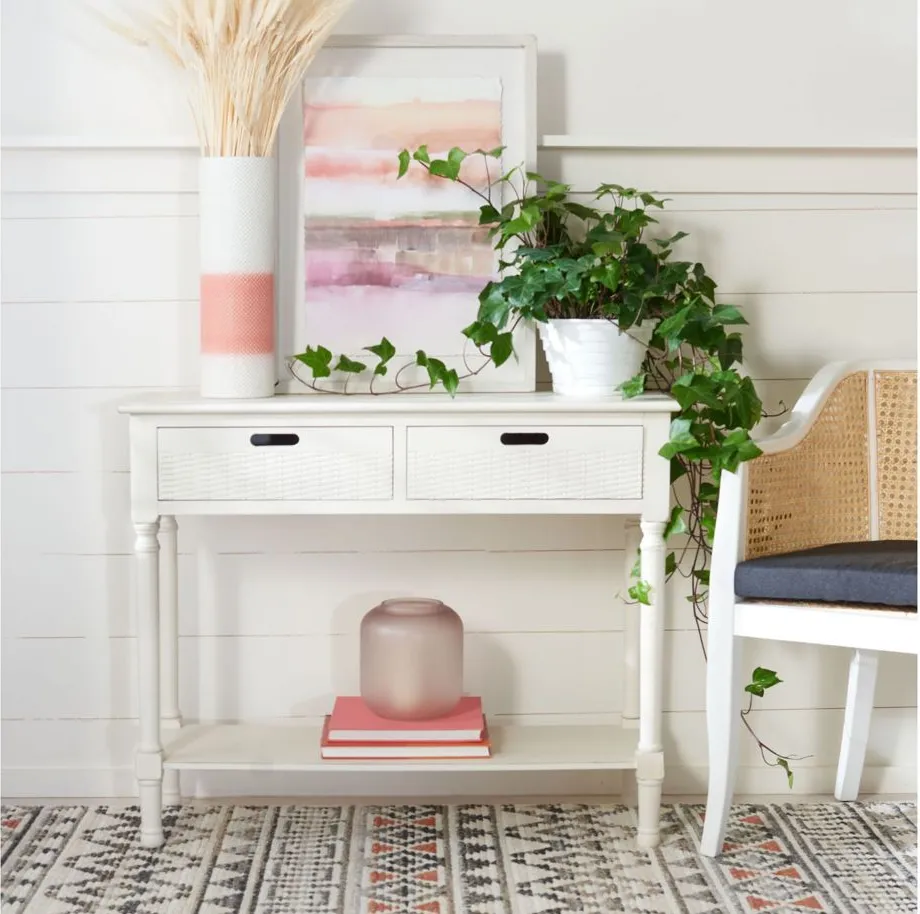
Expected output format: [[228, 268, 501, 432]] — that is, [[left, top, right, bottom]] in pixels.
[[275, 35, 537, 394]]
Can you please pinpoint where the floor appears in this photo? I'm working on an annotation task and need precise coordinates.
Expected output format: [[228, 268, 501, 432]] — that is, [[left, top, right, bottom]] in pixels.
[[2, 798, 916, 913]]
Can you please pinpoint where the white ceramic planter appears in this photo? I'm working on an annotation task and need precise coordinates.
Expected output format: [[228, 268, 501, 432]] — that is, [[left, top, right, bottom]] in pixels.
[[199, 156, 277, 398], [539, 318, 655, 396]]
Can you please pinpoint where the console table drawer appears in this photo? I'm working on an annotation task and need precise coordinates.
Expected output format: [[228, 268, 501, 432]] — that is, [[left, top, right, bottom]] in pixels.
[[157, 427, 393, 501], [406, 426, 644, 500]]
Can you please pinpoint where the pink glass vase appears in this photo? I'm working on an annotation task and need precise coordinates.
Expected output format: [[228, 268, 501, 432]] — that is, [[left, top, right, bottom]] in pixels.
[[360, 598, 463, 720]]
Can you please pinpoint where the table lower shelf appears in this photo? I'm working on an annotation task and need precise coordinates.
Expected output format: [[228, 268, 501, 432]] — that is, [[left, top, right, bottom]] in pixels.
[[163, 723, 640, 773]]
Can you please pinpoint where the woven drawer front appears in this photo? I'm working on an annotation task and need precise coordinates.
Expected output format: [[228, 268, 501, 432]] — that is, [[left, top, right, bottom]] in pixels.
[[407, 426, 643, 500], [157, 427, 393, 501]]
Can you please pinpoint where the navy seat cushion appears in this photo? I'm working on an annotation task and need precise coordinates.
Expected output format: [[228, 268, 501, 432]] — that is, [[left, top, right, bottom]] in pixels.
[[734, 540, 917, 608]]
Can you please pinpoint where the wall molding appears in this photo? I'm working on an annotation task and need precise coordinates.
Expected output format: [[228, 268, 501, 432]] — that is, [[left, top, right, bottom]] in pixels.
[[541, 135, 917, 153], [1, 137, 198, 151], [2, 135, 916, 153]]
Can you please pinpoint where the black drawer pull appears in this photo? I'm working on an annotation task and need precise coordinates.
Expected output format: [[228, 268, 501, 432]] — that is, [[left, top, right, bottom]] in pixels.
[[250, 433, 300, 447], [500, 432, 549, 446]]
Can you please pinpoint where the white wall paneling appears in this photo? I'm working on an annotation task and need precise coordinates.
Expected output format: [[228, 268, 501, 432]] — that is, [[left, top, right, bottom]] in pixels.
[[0, 632, 624, 721], [1, 216, 198, 303], [3, 293, 913, 392], [4, 631, 913, 723], [4, 148, 916, 197], [5, 207, 914, 301], [4, 0, 915, 147], [543, 150, 918, 196], [1, 0, 916, 799], [0, 149, 200, 195], [1, 303, 198, 389]]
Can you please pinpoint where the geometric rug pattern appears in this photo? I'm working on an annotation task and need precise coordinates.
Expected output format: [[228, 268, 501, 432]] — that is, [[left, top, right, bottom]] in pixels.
[[1, 802, 915, 913]]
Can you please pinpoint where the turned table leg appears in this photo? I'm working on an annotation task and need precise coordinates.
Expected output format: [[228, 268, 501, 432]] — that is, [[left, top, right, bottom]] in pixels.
[[636, 519, 666, 850], [134, 519, 164, 847], [159, 515, 182, 806]]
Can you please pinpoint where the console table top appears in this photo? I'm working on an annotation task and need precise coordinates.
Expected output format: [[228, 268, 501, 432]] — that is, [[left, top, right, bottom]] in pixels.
[[119, 390, 678, 416]]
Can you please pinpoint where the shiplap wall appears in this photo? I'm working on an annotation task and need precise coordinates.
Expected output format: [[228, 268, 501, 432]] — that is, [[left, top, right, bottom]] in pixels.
[[1, 0, 917, 799]]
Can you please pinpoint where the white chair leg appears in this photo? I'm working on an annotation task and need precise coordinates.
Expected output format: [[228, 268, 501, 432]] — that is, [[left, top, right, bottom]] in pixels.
[[701, 602, 744, 858], [835, 649, 879, 801]]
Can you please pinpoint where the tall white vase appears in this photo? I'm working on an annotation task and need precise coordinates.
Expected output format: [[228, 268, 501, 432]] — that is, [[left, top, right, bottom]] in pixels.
[[199, 156, 276, 398]]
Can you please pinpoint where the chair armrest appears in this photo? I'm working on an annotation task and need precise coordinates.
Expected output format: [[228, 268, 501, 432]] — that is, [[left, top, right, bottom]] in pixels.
[[742, 367, 872, 560]]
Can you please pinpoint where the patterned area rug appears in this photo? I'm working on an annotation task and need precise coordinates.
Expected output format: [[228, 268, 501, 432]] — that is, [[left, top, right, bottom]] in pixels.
[[1, 802, 915, 913]]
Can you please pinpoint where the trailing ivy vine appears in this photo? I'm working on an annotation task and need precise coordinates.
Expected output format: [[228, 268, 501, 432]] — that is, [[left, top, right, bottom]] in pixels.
[[291, 145, 801, 783]]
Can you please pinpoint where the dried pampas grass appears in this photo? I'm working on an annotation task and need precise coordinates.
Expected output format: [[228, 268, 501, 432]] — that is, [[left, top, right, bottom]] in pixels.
[[100, 0, 352, 156]]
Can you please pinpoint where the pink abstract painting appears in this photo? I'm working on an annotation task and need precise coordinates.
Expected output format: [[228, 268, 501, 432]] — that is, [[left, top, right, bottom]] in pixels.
[[303, 77, 503, 354]]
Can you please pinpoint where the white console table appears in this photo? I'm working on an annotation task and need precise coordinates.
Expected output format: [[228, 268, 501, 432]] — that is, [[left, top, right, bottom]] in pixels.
[[120, 391, 676, 849]]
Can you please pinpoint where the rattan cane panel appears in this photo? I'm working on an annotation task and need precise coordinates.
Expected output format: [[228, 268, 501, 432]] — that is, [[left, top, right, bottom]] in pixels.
[[875, 370, 917, 540], [406, 425, 644, 500], [159, 451, 393, 500], [745, 372, 871, 559], [157, 427, 393, 501]]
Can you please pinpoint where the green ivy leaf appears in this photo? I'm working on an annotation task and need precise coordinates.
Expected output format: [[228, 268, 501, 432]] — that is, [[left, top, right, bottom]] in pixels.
[[462, 320, 498, 347], [412, 145, 430, 164], [294, 345, 333, 379], [490, 332, 514, 367], [416, 351, 451, 390], [777, 757, 794, 789], [397, 149, 410, 179], [365, 337, 397, 377], [563, 200, 601, 221], [698, 482, 719, 502], [663, 504, 688, 539], [659, 417, 700, 459], [628, 579, 652, 605], [428, 159, 456, 179], [447, 146, 467, 173], [501, 202, 541, 236], [718, 333, 744, 370], [754, 666, 782, 687], [745, 666, 783, 697], [479, 204, 501, 225], [656, 306, 692, 352], [442, 368, 460, 396], [721, 429, 763, 471], [477, 282, 513, 328], [334, 355, 367, 374], [618, 372, 646, 398], [590, 259, 622, 289], [710, 303, 747, 325], [640, 191, 667, 208], [429, 150, 467, 181], [665, 552, 678, 575]]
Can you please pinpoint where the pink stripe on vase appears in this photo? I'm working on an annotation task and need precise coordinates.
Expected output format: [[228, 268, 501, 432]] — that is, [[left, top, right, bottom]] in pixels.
[[200, 273, 275, 354]]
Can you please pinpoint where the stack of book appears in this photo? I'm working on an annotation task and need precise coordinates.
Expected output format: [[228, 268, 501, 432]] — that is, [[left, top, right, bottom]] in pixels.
[[320, 695, 490, 759]]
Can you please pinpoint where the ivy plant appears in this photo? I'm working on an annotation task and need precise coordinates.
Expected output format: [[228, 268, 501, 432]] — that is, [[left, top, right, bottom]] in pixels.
[[290, 146, 800, 783]]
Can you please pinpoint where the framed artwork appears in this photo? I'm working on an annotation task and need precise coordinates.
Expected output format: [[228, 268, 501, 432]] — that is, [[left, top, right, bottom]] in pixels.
[[275, 35, 537, 393]]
